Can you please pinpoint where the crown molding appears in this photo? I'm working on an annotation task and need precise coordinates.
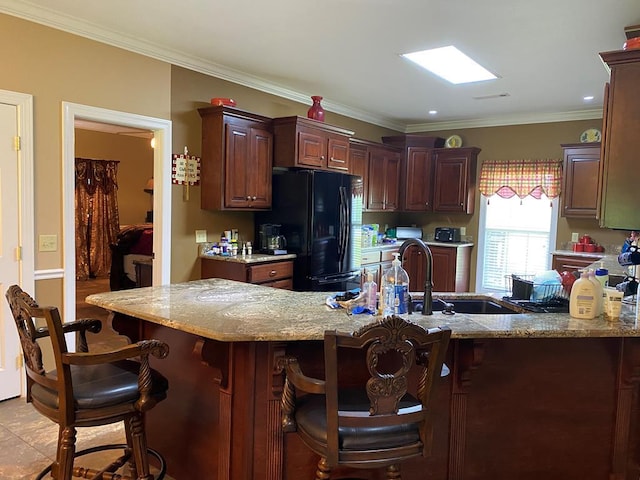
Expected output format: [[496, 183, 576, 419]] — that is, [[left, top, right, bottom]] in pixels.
[[405, 108, 604, 133]]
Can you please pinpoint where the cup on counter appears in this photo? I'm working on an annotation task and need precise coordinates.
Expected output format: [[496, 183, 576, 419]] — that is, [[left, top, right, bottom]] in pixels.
[[585, 243, 597, 253], [573, 242, 585, 252], [604, 287, 624, 320]]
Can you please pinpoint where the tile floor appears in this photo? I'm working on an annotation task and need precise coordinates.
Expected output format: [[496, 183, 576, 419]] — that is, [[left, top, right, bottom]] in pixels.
[[0, 278, 173, 479]]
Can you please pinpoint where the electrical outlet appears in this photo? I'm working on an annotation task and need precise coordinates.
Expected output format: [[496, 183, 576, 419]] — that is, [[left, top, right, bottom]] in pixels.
[[39, 234, 58, 252], [460, 227, 467, 236], [571, 232, 579, 242], [195, 230, 208, 243]]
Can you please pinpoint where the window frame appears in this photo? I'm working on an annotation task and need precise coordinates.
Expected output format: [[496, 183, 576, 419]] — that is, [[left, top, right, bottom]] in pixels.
[[475, 194, 559, 293]]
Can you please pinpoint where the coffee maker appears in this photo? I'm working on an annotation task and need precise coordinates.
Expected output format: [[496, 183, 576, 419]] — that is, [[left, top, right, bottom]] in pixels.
[[258, 224, 288, 255]]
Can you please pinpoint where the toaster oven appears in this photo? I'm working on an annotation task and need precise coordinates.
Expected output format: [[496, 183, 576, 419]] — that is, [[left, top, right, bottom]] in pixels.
[[434, 227, 461, 243]]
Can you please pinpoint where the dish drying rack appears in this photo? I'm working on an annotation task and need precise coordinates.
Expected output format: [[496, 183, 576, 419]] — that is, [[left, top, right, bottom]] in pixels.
[[504, 274, 568, 303]]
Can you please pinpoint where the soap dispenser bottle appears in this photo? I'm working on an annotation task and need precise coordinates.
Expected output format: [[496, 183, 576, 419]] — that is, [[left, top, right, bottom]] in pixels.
[[569, 270, 598, 319], [382, 253, 410, 315]]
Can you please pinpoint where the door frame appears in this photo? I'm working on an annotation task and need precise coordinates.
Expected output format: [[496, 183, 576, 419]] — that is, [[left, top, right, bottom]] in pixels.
[[62, 103, 172, 323]]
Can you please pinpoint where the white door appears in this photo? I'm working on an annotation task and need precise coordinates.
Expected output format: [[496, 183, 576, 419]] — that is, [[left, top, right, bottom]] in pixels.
[[0, 102, 21, 400]]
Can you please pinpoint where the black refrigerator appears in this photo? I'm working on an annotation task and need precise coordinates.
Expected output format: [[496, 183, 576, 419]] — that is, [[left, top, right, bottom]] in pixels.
[[255, 169, 363, 292]]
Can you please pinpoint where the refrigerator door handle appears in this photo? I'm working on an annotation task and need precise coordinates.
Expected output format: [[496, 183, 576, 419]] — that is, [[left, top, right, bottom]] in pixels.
[[316, 273, 359, 285], [337, 186, 349, 266]]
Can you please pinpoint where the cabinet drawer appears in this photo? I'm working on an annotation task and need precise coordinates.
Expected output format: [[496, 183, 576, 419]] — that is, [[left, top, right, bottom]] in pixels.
[[248, 261, 294, 283], [381, 249, 399, 262], [361, 251, 382, 264]]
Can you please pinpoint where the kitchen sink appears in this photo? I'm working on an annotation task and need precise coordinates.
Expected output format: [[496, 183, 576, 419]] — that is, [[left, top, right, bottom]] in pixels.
[[411, 296, 523, 315]]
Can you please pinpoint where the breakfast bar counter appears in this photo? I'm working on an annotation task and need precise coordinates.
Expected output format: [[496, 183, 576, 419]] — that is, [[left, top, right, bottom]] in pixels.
[[87, 279, 640, 480]]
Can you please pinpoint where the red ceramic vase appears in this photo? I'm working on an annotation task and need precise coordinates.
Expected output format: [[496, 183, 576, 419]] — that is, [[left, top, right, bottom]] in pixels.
[[307, 96, 325, 122]]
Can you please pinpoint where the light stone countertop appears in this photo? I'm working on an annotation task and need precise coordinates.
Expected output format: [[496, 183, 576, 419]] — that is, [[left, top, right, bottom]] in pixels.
[[85, 279, 640, 342]]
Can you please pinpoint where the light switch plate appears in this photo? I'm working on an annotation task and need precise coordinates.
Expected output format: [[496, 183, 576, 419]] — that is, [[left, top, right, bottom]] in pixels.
[[571, 232, 579, 242], [39, 234, 57, 252], [195, 230, 207, 243], [460, 227, 467, 236]]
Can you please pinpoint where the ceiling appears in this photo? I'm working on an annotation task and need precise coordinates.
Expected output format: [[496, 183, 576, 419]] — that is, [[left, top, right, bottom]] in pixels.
[[2, 0, 638, 132]]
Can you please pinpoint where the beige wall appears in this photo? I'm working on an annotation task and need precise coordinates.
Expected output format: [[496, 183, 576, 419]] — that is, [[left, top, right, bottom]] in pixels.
[[0, 13, 170, 307], [75, 129, 154, 226]]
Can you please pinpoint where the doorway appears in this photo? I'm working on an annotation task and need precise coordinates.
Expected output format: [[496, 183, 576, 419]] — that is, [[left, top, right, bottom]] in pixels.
[[62, 103, 172, 325]]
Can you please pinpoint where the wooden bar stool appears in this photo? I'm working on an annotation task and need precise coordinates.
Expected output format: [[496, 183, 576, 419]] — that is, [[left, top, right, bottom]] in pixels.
[[6, 285, 170, 480]]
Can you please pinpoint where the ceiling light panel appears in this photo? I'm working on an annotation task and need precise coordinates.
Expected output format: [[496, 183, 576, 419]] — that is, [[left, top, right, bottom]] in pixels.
[[402, 46, 497, 85]]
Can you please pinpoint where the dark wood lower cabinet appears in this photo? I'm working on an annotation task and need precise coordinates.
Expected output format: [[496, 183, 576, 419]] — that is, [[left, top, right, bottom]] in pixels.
[[112, 315, 640, 480], [552, 253, 602, 273], [403, 243, 472, 292], [201, 257, 294, 289]]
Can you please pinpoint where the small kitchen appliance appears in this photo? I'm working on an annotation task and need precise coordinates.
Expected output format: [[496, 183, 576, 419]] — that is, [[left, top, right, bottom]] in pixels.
[[434, 227, 461, 243], [258, 224, 288, 255]]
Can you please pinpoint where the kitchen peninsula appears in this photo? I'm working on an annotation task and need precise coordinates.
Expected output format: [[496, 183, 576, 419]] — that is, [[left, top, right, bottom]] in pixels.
[[87, 279, 640, 480]]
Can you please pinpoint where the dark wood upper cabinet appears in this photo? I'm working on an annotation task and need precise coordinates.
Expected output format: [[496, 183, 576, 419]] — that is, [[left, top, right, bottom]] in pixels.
[[431, 147, 480, 214], [199, 106, 273, 210], [367, 144, 401, 211], [599, 48, 640, 229], [560, 143, 601, 218], [382, 135, 479, 214], [272, 116, 353, 172]]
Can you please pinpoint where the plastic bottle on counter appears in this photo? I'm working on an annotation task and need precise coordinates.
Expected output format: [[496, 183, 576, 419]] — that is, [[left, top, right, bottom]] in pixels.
[[382, 253, 410, 315], [587, 269, 604, 316], [595, 262, 609, 312], [569, 270, 598, 319], [362, 271, 378, 314], [247, 241, 252, 255]]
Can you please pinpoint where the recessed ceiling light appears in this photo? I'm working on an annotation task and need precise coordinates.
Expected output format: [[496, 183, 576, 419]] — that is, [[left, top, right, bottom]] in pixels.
[[583, 95, 595, 101], [428, 110, 438, 115], [402, 46, 497, 85]]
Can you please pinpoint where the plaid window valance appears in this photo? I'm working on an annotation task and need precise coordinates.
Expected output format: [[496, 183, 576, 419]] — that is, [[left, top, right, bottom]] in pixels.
[[478, 159, 563, 199]]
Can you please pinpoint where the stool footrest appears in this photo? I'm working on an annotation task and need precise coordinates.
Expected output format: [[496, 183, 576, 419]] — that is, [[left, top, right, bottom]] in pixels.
[[35, 444, 166, 480]]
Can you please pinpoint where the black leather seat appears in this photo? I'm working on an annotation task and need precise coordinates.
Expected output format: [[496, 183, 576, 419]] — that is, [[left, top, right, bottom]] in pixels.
[[6, 284, 169, 480], [281, 315, 451, 479]]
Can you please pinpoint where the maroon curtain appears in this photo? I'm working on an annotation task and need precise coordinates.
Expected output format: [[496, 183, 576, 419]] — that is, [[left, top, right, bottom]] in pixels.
[[75, 158, 120, 280]]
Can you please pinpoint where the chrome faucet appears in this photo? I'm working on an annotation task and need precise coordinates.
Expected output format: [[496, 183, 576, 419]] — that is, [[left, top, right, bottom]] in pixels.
[[398, 238, 433, 315]]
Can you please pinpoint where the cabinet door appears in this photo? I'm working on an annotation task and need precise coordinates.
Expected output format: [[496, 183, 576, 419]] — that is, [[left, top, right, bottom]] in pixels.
[[349, 145, 369, 210], [385, 153, 401, 211], [402, 245, 426, 292], [561, 145, 600, 218], [246, 126, 273, 208], [403, 147, 434, 211], [327, 136, 350, 171], [433, 153, 469, 213], [367, 149, 387, 211], [430, 246, 457, 292], [297, 130, 326, 168], [432, 148, 478, 214], [224, 123, 252, 208]]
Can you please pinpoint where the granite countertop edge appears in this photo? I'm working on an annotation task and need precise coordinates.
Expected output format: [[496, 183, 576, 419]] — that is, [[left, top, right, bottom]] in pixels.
[[199, 253, 297, 264], [85, 279, 640, 342]]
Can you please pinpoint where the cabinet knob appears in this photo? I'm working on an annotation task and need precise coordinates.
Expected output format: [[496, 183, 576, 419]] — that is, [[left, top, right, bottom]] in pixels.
[[246, 196, 251, 200], [252, 196, 257, 200], [321, 155, 325, 160], [269, 270, 277, 277]]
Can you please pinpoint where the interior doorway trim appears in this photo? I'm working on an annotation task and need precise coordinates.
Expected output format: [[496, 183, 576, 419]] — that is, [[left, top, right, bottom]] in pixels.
[[62, 102, 172, 323]]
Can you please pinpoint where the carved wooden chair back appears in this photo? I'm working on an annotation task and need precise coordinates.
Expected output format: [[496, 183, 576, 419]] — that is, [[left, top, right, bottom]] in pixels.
[[281, 315, 451, 479]]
